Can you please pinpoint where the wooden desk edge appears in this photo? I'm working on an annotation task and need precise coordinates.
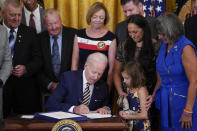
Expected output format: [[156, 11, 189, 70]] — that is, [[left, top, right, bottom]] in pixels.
[[3, 118, 128, 130]]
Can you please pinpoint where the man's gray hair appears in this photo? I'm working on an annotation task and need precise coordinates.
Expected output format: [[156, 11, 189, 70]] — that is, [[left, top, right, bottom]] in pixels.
[[1, 0, 21, 11], [155, 13, 184, 43], [42, 8, 59, 19], [42, 8, 61, 22], [86, 52, 108, 67]]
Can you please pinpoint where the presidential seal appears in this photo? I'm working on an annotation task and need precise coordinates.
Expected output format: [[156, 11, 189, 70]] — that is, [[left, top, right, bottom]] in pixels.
[[52, 119, 82, 131], [97, 41, 106, 50]]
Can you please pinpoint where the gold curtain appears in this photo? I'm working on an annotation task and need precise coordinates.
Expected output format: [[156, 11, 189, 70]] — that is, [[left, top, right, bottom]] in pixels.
[[165, 0, 192, 22], [44, 0, 125, 32], [166, 0, 177, 13], [44, 0, 192, 31]]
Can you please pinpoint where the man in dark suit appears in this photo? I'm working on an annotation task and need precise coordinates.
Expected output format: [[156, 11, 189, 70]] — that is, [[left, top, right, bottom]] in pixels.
[[115, 0, 157, 45], [184, 0, 197, 47], [22, 0, 45, 33], [37, 8, 76, 93], [2, 0, 42, 118], [45, 52, 110, 115], [185, 15, 197, 47]]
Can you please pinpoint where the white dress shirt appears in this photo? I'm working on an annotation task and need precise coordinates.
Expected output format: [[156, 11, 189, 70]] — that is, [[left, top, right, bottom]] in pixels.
[[24, 5, 42, 33], [3, 22, 18, 46]]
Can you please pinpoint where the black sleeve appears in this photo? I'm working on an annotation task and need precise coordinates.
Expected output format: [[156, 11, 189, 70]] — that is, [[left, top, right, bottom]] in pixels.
[[0, 79, 3, 88]]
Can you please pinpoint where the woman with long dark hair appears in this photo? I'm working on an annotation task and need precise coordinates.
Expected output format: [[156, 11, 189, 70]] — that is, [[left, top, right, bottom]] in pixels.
[[114, 14, 156, 96]]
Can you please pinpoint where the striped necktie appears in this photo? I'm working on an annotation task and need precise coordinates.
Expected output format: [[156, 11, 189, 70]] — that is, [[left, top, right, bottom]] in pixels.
[[82, 83, 90, 105], [9, 29, 15, 56]]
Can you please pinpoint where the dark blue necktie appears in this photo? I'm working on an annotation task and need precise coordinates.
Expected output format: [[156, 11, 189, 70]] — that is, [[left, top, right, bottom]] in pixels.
[[52, 36, 61, 78], [9, 29, 15, 56]]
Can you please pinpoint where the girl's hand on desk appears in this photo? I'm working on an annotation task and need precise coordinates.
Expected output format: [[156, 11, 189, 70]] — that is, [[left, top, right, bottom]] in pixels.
[[119, 111, 128, 119]]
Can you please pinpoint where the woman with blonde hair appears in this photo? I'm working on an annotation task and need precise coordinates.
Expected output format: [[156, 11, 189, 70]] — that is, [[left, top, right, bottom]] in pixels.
[[71, 2, 116, 91]]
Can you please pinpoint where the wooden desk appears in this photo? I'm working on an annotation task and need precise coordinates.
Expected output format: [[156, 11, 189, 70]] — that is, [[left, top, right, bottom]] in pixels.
[[3, 117, 128, 131]]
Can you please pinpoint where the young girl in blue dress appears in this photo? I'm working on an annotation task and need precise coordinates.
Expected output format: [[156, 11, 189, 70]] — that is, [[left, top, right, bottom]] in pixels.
[[118, 61, 151, 131]]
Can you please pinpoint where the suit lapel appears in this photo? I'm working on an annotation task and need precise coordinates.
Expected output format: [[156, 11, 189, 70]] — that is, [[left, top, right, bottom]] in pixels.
[[60, 27, 68, 73], [21, 8, 27, 26], [77, 71, 83, 104], [90, 87, 96, 105], [44, 32, 54, 74], [14, 25, 23, 57], [39, 7, 45, 31], [12, 24, 27, 65], [89, 83, 100, 105]]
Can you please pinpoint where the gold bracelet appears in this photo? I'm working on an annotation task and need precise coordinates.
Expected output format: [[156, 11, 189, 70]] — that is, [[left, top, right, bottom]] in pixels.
[[184, 109, 193, 114]]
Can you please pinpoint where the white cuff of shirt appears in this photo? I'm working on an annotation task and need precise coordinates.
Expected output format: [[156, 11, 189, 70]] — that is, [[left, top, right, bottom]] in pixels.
[[68, 106, 75, 113], [47, 82, 52, 90]]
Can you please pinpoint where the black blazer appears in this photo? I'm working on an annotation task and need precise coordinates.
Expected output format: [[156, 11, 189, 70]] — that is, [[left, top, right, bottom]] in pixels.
[[38, 26, 76, 91], [12, 24, 42, 76], [184, 14, 197, 47]]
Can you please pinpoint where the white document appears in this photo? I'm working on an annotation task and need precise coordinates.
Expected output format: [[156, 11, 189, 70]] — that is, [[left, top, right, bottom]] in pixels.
[[83, 112, 112, 119], [39, 111, 83, 119], [21, 115, 34, 119]]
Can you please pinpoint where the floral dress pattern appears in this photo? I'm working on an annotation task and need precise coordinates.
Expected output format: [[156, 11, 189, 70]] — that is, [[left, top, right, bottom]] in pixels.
[[127, 91, 151, 131]]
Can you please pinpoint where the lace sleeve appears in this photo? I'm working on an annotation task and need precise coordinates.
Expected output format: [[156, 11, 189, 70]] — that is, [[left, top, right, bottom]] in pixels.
[[116, 41, 126, 63]]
